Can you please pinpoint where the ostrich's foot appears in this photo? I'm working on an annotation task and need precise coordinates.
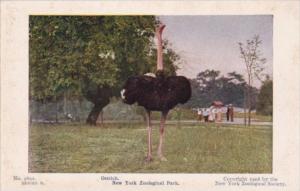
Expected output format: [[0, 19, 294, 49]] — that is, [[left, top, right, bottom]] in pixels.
[[158, 152, 167, 161], [144, 155, 153, 163], [159, 155, 168, 162]]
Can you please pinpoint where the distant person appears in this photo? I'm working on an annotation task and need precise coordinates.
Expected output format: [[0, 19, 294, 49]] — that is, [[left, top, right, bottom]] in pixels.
[[208, 106, 216, 122], [197, 108, 203, 121], [229, 105, 234, 122], [226, 105, 230, 121], [203, 108, 209, 122], [216, 107, 222, 122], [227, 104, 234, 122]]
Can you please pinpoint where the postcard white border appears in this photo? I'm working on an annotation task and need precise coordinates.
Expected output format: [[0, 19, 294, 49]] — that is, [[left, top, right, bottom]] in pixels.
[[1, 1, 299, 191]]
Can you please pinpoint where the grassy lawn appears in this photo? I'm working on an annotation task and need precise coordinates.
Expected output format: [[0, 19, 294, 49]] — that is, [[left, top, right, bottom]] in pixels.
[[234, 112, 272, 122], [29, 123, 272, 173]]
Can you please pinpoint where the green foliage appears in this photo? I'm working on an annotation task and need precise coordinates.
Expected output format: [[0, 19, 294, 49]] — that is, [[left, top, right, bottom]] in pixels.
[[186, 70, 250, 108], [29, 16, 179, 101], [30, 16, 117, 100], [256, 79, 273, 115], [238, 35, 266, 83]]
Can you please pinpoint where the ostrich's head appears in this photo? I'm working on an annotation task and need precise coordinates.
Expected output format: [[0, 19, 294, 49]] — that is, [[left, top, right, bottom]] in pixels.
[[120, 77, 140, 105], [120, 89, 126, 100], [121, 88, 134, 104], [156, 24, 166, 35], [120, 88, 132, 104]]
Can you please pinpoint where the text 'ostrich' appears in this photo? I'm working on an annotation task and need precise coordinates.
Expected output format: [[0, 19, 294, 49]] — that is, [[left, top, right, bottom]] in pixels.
[[121, 24, 191, 162]]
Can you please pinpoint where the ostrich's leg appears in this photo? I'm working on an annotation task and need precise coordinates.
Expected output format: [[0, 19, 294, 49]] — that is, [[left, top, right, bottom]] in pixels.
[[158, 111, 168, 161], [145, 110, 153, 162]]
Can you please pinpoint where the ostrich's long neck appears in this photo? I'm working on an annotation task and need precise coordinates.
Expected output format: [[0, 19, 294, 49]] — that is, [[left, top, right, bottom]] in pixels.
[[156, 25, 165, 71]]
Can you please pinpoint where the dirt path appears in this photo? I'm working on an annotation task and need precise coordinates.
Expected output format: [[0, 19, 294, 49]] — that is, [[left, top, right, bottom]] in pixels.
[[102, 118, 272, 126]]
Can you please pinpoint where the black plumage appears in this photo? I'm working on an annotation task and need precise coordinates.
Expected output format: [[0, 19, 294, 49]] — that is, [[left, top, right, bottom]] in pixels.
[[122, 71, 191, 112]]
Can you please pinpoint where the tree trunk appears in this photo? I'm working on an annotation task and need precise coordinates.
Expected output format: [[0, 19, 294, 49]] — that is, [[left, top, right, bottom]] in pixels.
[[86, 103, 103, 125], [63, 91, 67, 114], [248, 108, 251, 126], [78, 98, 82, 123], [99, 111, 104, 125], [247, 76, 252, 126], [243, 88, 247, 126], [55, 96, 59, 123], [83, 85, 111, 126]]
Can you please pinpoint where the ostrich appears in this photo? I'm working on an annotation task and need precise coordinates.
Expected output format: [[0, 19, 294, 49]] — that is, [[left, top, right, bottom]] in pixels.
[[121, 24, 191, 162]]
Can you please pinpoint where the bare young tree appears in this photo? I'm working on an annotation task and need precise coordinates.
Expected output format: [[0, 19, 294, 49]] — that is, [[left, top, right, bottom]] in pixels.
[[238, 35, 266, 126]]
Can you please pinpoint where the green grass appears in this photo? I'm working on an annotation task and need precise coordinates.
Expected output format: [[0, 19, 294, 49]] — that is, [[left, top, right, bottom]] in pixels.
[[29, 123, 272, 173]]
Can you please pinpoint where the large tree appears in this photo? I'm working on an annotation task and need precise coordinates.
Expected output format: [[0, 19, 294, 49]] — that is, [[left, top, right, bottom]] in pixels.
[[29, 16, 179, 125], [238, 35, 266, 125], [256, 78, 273, 116], [186, 69, 250, 108], [219, 72, 247, 106]]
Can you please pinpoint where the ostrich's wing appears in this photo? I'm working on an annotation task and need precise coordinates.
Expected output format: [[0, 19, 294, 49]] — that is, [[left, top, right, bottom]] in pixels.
[[125, 75, 155, 92], [165, 76, 192, 104], [123, 75, 155, 104]]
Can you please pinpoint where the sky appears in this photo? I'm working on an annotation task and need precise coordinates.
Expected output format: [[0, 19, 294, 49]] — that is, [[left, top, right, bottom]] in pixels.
[[159, 15, 273, 87]]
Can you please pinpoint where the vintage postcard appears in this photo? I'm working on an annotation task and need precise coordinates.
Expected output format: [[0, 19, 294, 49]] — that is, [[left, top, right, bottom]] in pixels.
[[1, 0, 299, 190]]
